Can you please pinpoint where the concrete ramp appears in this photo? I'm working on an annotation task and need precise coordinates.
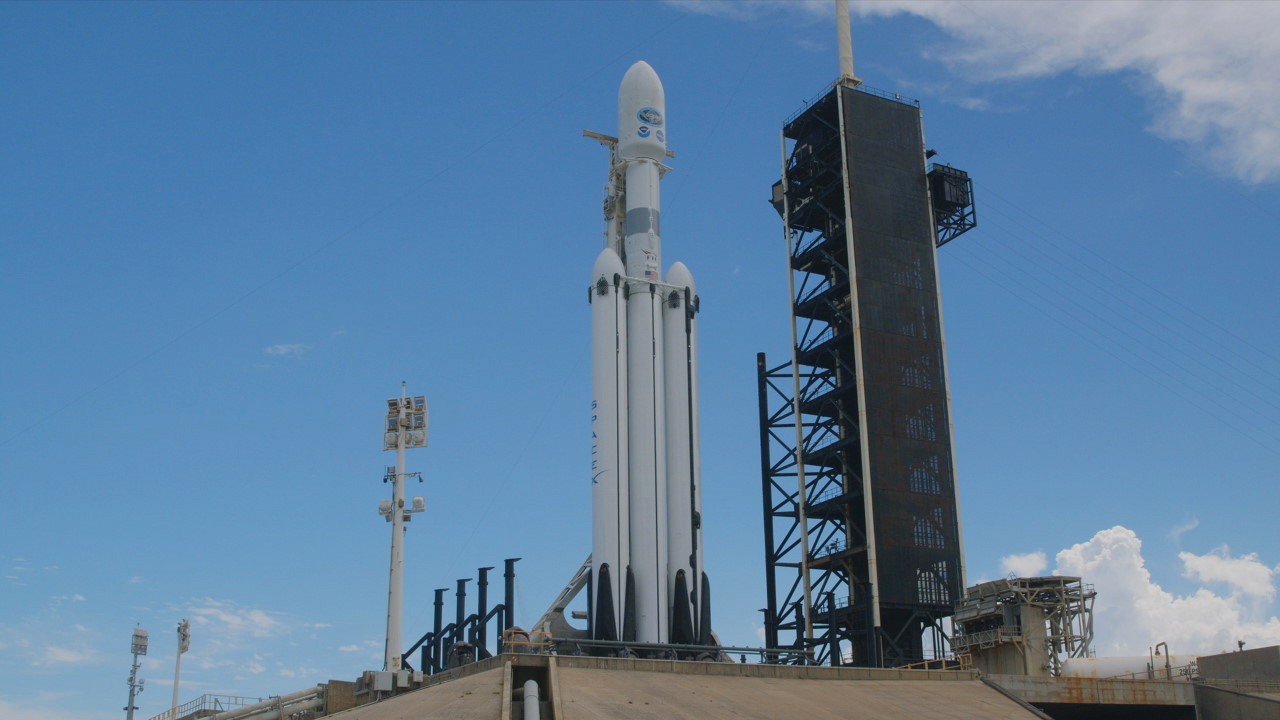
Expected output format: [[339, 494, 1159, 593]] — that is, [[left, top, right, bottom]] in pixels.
[[326, 664, 505, 720], [325, 655, 1045, 720], [556, 664, 1041, 719]]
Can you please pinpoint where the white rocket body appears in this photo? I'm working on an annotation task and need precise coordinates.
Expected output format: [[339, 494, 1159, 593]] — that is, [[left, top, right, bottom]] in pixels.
[[589, 61, 709, 647]]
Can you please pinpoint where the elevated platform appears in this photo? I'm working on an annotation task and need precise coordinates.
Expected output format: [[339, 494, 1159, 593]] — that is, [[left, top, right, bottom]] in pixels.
[[988, 674, 1195, 706]]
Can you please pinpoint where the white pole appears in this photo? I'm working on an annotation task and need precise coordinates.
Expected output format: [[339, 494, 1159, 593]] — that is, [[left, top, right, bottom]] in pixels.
[[170, 650, 181, 715], [171, 619, 189, 717], [385, 383, 408, 671], [836, 0, 855, 81]]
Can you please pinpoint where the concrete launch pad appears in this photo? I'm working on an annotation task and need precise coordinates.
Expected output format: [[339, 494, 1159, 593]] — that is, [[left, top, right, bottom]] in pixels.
[[323, 654, 1048, 719]]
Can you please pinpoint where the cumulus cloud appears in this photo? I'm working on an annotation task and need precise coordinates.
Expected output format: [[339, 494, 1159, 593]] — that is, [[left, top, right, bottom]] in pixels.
[[1053, 526, 1280, 655], [1000, 551, 1048, 578], [1180, 546, 1276, 599], [338, 644, 360, 652], [669, 0, 1280, 183], [263, 343, 311, 358], [862, 1, 1280, 183]]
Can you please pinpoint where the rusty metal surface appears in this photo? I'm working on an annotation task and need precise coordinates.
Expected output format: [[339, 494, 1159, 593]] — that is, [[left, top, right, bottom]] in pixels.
[[986, 675, 1195, 707]]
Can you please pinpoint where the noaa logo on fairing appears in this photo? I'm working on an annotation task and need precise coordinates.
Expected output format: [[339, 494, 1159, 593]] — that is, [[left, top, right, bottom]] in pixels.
[[637, 107, 663, 126], [637, 126, 651, 138], [656, 130, 664, 143]]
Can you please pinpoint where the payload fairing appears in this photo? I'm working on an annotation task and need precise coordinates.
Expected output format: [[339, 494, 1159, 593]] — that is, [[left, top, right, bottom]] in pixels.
[[590, 61, 710, 647]]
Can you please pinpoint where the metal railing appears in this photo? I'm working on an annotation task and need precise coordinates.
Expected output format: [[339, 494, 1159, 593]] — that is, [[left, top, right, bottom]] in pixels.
[[146, 694, 263, 720], [895, 654, 971, 671], [949, 626, 1023, 652]]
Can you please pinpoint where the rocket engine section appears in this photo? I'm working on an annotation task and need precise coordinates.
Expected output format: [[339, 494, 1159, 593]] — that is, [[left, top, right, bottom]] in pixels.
[[589, 61, 710, 648]]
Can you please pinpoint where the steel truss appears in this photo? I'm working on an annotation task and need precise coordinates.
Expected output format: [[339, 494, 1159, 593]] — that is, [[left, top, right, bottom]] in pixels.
[[759, 82, 967, 669]]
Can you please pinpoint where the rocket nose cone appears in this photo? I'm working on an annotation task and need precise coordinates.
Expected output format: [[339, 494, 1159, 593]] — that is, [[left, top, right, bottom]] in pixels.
[[664, 262, 695, 294], [621, 60, 662, 93], [618, 60, 664, 112], [618, 60, 666, 160], [593, 247, 625, 280]]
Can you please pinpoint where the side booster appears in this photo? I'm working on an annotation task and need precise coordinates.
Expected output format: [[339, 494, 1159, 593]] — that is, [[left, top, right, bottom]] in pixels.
[[590, 61, 710, 647]]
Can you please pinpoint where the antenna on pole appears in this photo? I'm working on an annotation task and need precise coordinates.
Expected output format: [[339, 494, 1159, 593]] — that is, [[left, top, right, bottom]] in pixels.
[[124, 625, 148, 720], [380, 384, 427, 672], [835, 0, 861, 86]]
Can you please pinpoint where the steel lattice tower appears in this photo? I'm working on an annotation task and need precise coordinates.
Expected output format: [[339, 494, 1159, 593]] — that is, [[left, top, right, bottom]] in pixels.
[[758, 78, 975, 668]]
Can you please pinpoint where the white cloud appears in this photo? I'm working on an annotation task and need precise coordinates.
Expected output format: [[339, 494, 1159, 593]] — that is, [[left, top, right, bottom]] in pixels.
[[1180, 546, 1275, 599], [955, 97, 990, 112], [669, 0, 1280, 184], [0, 699, 96, 720], [1054, 526, 1280, 656], [999, 551, 1048, 578], [850, 0, 1280, 183], [337, 644, 360, 652], [33, 646, 99, 666], [1169, 516, 1200, 544], [189, 600, 282, 638], [50, 594, 85, 602], [263, 343, 311, 358], [128, 576, 145, 584], [663, 0, 811, 21]]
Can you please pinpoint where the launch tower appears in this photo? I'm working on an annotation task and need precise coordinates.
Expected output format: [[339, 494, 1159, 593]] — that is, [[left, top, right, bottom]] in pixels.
[[757, 74, 975, 667]]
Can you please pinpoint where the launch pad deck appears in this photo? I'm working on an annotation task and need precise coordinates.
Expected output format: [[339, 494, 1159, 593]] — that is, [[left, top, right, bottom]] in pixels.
[[324, 653, 1048, 719]]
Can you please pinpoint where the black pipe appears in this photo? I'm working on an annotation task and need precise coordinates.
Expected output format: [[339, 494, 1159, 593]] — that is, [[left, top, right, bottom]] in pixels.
[[756, 353, 780, 653], [477, 566, 493, 653], [792, 601, 805, 664], [826, 591, 840, 667], [504, 558, 520, 632], [432, 588, 446, 673], [455, 579, 470, 644]]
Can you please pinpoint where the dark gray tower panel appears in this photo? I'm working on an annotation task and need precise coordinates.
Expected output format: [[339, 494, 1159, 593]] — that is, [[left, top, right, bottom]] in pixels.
[[760, 82, 969, 668]]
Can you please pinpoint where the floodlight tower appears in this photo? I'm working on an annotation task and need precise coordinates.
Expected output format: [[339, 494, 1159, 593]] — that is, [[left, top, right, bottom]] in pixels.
[[170, 619, 190, 717], [380, 383, 427, 671], [124, 626, 147, 720]]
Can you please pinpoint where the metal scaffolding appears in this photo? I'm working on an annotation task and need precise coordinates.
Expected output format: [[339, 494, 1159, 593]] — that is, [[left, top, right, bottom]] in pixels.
[[758, 80, 972, 668], [951, 576, 1096, 677]]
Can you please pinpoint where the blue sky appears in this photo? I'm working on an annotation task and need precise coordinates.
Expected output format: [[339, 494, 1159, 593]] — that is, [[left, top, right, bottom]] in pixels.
[[3, 1, 1279, 718]]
